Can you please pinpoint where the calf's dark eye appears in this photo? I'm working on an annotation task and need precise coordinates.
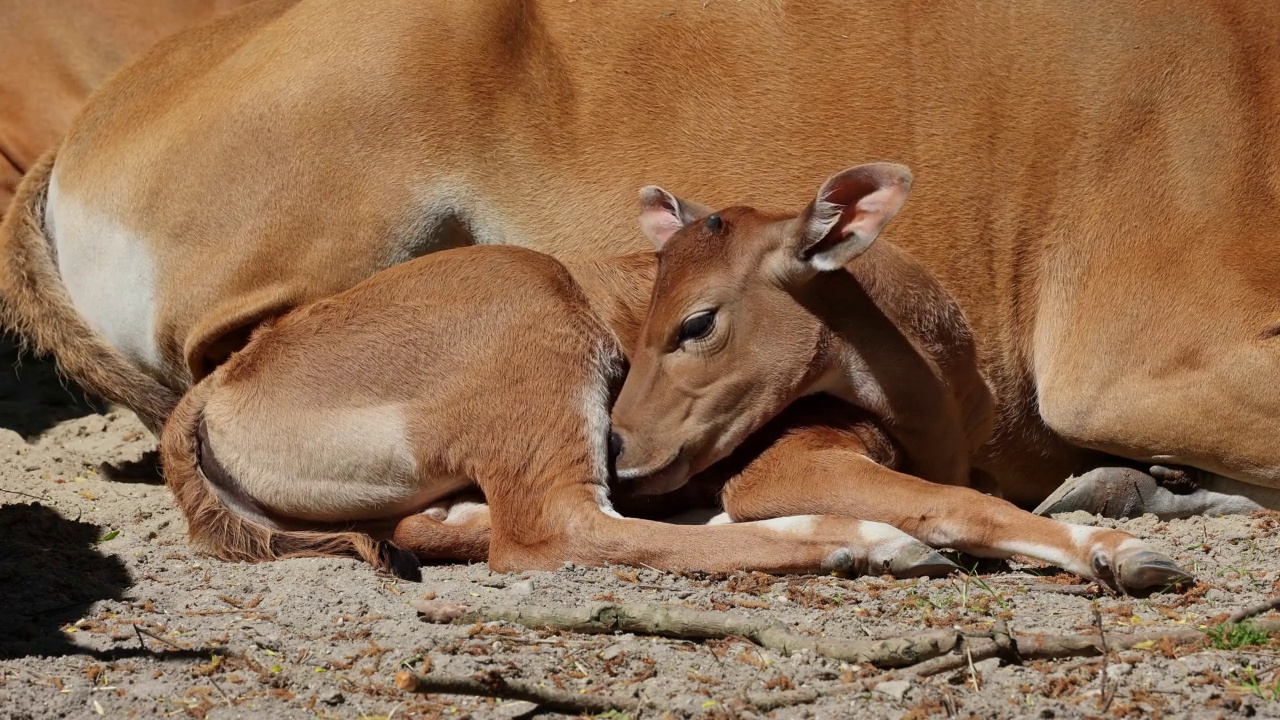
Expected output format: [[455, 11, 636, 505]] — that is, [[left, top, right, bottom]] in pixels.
[[678, 311, 716, 343]]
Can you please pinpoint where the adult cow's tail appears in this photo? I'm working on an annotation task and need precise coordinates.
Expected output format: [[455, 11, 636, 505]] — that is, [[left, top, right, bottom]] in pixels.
[[0, 149, 178, 433], [159, 374, 421, 580]]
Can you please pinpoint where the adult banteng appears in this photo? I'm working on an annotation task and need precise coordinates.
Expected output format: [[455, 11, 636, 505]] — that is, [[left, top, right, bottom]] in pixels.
[[3, 0, 1279, 517]]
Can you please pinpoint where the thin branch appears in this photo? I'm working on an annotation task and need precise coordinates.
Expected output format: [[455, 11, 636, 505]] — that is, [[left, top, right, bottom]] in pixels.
[[208, 676, 235, 707], [408, 599, 1280, 713], [1094, 603, 1113, 713], [870, 618, 1280, 688], [1016, 583, 1103, 597], [0, 488, 49, 502], [133, 625, 185, 651], [396, 669, 840, 714], [1228, 596, 1280, 624], [395, 670, 637, 714], [412, 600, 960, 668]]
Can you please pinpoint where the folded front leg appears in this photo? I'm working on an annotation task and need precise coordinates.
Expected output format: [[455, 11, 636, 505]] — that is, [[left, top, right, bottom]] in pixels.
[[721, 428, 1192, 594]]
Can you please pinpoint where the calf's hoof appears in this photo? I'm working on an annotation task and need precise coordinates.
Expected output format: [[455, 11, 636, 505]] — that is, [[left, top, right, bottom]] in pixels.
[[832, 536, 960, 579], [378, 541, 423, 582], [886, 544, 961, 579], [1107, 548, 1193, 595]]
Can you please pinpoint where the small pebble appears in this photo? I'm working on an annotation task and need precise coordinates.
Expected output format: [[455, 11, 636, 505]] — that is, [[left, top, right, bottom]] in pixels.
[[599, 644, 625, 661], [1107, 662, 1133, 677], [873, 679, 911, 701], [974, 657, 1001, 676]]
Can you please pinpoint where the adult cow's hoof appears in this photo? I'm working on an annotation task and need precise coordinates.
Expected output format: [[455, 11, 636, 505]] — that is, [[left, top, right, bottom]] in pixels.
[[1113, 549, 1194, 595], [1148, 465, 1201, 493], [887, 544, 962, 579], [1033, 467, 1160, 519]]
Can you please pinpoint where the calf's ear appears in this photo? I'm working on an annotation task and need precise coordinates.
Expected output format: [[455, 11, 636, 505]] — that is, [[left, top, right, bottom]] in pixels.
[[787, 162, 912, 275], [638, 186, 713, 250]]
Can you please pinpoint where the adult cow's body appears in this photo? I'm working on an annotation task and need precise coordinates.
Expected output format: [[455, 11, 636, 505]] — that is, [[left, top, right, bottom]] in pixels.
[[0, 0, 256, 217], [10, 0, 1280, 510]]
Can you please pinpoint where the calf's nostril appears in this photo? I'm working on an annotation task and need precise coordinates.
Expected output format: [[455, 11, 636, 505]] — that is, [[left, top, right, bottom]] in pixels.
[[608, 431, 625, 463]]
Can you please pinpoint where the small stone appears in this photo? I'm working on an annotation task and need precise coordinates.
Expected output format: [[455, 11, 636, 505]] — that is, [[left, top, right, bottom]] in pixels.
[[599, 644, 625, 661], [974, 657, 1001, 675], [319, 690, 344, 706], [508, 579, 535, 595], [491, 700, 539, 719], [1107, 662, 1133, 677], [873, 680, 911, 701]]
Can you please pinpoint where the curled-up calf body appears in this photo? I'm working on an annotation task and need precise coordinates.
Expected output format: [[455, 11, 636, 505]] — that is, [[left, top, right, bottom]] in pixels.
[[160, 244, 950, 580]]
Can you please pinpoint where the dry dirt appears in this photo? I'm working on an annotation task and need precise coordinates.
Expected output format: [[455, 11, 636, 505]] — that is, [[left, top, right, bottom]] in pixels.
[[4, 336, 1280, 720]]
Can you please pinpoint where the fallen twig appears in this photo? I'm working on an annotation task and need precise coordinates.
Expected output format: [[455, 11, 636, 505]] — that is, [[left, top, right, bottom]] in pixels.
[[395, 669, 840, 714], [208, 676, 234, 707], [406, 599, 1280, 712], [1094, 603, 1114, 713], [412, 600, 959, 667], [743, 687, 821, 710], [1228, 596, 1280, 624], [134, 624, 184, 651], [869, 618, 1280, 688], [395, 670, 637, 714], [0, 488, 49, 502], [1017, 583, 1102, 597]]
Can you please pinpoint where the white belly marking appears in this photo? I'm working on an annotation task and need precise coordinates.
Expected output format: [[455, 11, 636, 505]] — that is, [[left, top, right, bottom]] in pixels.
[[49, 170, 162, 373]]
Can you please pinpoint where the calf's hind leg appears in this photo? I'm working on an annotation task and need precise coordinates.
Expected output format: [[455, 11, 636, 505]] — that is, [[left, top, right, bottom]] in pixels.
[[392, 493, 492, 563], [483, 480, 960, 578]]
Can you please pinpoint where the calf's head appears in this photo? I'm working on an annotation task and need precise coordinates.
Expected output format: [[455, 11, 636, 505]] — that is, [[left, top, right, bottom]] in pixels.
[[609, 163, 913, 494]]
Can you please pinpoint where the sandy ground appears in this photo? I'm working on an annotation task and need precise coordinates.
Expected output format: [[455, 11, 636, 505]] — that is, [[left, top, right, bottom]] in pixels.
[[4, 336, 1280, 720]]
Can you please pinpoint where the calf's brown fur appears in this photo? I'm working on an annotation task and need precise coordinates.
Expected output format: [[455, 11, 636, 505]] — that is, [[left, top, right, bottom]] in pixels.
[[161, 244, 964, 580]]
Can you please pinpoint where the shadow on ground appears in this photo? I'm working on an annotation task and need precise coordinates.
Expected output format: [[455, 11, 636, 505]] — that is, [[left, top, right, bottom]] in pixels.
[[0, 503, 209, 661], [0, 335, 104, 438], [0, 502, 132, 659]]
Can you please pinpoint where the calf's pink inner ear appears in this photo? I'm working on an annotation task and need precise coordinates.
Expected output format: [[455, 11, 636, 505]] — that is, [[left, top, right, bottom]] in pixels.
[[801, 165, 912, 269], [638, 186, 686, 249]]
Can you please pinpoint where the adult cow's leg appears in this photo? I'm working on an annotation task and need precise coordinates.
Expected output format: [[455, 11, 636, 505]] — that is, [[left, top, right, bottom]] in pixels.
[[1032, 218, 1280, 517]]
